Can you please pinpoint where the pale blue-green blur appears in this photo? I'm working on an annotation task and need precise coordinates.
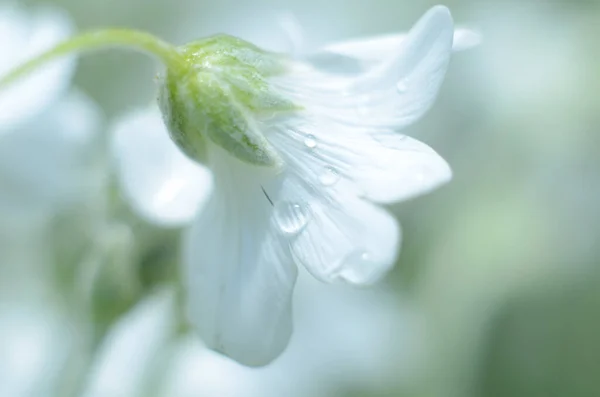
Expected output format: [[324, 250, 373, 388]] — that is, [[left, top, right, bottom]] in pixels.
[[2, 0, 600, 396]]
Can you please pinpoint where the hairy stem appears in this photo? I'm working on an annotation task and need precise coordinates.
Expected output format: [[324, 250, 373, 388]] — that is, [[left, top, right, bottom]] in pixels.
[[0, 28, 184, 88]]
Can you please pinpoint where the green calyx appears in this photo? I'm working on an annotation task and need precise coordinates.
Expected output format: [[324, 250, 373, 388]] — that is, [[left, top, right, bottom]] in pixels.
[[0, 29, 299, 169], [159, 34, 300, 169]]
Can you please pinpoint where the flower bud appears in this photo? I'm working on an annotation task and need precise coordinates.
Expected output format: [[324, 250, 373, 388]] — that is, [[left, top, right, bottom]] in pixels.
[[158, 34, 299, 169]]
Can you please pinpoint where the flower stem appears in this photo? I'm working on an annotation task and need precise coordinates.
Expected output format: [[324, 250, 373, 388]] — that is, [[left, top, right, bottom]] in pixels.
[[0, 28, 184, 88]]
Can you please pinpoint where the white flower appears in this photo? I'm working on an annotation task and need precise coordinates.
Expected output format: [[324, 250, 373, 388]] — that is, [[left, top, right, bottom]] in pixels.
[[0, 3, 75, 129], [83, 290, 176, 397], [113, 6, 479, 365], [0, 89, 103, 218], [85, 276, 423, 397], [110, 108, 212, 227], [0, 303, 72, 397], [0, 4, 100, 220]]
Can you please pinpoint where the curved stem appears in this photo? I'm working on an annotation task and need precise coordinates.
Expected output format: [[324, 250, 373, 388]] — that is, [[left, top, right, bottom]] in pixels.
[[0, 28, 184, 88]]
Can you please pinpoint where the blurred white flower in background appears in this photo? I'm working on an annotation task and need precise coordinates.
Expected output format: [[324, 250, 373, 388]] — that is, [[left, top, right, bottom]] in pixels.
[[0, 4, 105, 397], [0, 3, 103, 222], [81, 274, 425, 397], [110, 108, 212, 227], [83, 289, 176, 397], [0, 3, 75, 128], [113, 6, 479, 365], [0, 90, 103, 220], [0, 304, 73, 397]]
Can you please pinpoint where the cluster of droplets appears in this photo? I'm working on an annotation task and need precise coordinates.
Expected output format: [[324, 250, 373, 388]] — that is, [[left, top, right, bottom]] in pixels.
[[269, 77, 412, 276], [271, 202, 379, 283], [303, 134, 342, 187], [271, 133, 346, 236]]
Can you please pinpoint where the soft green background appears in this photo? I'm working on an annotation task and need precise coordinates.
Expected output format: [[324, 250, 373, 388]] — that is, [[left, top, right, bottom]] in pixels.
[[6, 0, 600, 396]]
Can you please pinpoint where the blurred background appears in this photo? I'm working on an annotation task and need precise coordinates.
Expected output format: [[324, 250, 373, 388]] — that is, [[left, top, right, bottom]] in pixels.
[[1, 0, 600, 396]]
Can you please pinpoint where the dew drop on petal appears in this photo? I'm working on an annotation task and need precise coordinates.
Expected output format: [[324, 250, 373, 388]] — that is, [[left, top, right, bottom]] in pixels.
[[273, 201, 311, 235], [396, 79, 408, 93], [304, 135, 317, 149], [336, 250, 381, 285], [319, 166, 341, 186], [372, 132, 407, 146]]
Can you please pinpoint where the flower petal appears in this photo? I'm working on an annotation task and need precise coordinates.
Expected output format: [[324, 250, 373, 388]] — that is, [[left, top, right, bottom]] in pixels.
[[278, 6, 455, 130], [110, 107, 212, 227], [265, 111, 450, 282], [0, 5, 76, 129], [317, 28, 481, 69], [347, 5, 455, 128], [270, 114, 451, 203], [349, 130, 452, 203], [183, 149, 297, 366], [290, 189, 401, 285], [451, 28, 482, 52]]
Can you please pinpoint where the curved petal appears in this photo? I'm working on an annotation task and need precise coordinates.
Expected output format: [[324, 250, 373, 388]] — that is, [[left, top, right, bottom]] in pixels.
[[452, 28, 482, 52], [278, 6, 455, 130], [290, 188, 401, 285], [264, 125, 403, 284], [110, 107, 212, 227], [0, 5, 76, 129], [263, 99, 453, 280], [318, 28, 481, 69], [350, 130, 452, 203], [183, 148, 297, 366], [270, 115, 451, 201], [347, 5, 455, 127]]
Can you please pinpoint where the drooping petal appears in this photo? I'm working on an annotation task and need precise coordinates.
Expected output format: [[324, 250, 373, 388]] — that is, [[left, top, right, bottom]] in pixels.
[[0, 5, 76, 129], [183, 147, 297, 366], [110, 107, 212, 227]]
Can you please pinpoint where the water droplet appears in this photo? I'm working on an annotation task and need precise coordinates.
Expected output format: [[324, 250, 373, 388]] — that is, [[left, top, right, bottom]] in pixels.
[[274, 201, 311, 235], [372, 132, 407, 146], [336, 250, 381, 285], [304, 135, 317, 149], [319, 166, 341, 186], [396, 79, 408, 93]]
